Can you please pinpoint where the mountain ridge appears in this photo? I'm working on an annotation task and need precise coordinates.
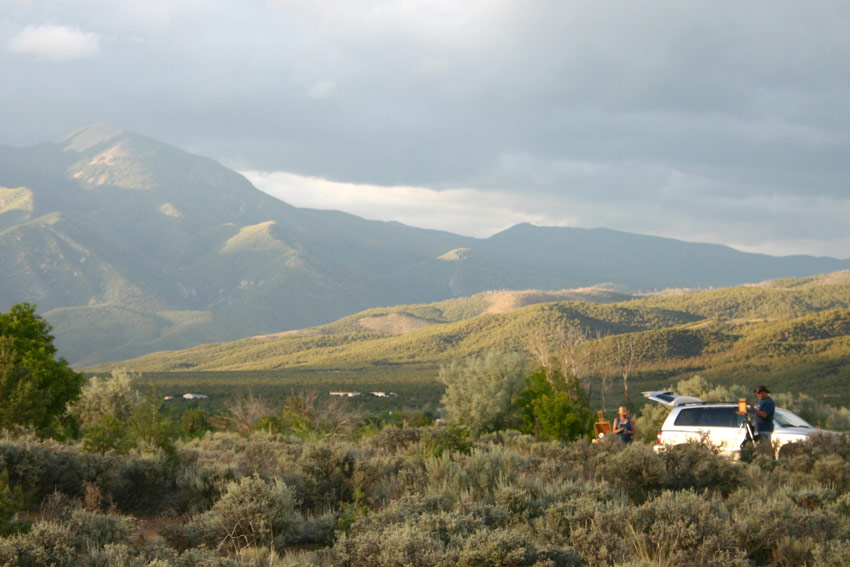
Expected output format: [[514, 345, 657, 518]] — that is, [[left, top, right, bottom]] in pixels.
[[2, 124, 848, 366]]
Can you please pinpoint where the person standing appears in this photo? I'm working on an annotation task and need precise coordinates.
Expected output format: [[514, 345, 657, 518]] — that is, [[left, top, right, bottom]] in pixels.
[[750, 385, 775, 448], [613, 405, 634, 444]]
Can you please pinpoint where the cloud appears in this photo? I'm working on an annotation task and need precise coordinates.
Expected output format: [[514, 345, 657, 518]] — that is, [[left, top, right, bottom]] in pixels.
[[2, 1, 849, 258], [241, 170, 546, 238], [8, 24, 99, 60], [243, 167, 850, 259], [306, 80, 336, 99]]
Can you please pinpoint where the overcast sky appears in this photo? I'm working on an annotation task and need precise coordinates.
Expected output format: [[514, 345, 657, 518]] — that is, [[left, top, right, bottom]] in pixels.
[[2, 1, 849, 258]]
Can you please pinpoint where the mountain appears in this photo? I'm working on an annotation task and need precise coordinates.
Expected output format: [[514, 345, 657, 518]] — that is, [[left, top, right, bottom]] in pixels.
[[2, 124, 849, 366]]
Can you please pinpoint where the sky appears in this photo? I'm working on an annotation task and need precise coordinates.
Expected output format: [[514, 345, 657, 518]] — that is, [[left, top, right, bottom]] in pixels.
[[2, 1, 849, 259]]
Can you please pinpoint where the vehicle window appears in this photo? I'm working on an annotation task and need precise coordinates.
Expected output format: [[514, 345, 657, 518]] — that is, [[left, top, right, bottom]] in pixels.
[[774, 408, 813, 428], [673, 408, 701, 426], [673, 407, 740, 427]]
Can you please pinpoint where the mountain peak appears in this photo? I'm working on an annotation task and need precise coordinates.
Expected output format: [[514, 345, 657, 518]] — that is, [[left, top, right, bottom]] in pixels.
[[57, 123, 126, 152]]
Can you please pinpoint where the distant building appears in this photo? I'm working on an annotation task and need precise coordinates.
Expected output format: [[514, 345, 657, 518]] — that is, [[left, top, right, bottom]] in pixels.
[[370, 391, 398, 397], [183, 393, 208, 400], [329, 391, 361, 397]]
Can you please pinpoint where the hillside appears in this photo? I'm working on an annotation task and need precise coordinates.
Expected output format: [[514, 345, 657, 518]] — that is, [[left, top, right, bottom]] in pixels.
[[3, 124, 849, 366], [90, 272, 850, 405]]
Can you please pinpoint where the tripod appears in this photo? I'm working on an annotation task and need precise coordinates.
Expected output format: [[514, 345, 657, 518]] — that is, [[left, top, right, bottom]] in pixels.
[[738, 413, 759, 461]]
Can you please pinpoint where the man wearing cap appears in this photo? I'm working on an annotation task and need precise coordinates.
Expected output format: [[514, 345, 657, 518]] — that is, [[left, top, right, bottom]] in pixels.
[[749, 385, 775, 449]]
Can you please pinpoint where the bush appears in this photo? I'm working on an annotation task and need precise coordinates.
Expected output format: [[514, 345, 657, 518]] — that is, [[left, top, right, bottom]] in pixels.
[[660, 440, 747, 495], [72, 370, 140, 454], [83, 543, 148, 567], [0, 436, 88, 504], [628, 490, 743, 566], [597, 442, 666, 504], [185, 474, 301, 554], [456, 528, 582, 567], [0, 468, 27, 535], [729, 484, 842, 566], [333, 522, 447, 567], [65, 508, 139, 550], [299, 444, 356, 511], [0, 521, 78, 567], [110, 456, 180, 515], [438, 351, 527, 436]]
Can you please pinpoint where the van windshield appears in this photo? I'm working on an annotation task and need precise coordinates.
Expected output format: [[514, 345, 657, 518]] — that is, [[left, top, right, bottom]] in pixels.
[[774, 408, 813, 429]]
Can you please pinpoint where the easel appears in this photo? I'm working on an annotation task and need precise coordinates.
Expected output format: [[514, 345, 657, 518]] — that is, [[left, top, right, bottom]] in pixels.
[[593, 410, 611, 442]]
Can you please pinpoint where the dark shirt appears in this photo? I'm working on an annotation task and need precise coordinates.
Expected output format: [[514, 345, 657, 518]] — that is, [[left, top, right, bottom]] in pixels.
[[615, 416, 634, 443], [755, 396, 775, 433]]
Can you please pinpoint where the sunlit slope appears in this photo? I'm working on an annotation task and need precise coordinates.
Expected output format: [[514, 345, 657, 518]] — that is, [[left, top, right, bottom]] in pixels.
[[88, 274, 850, 402]]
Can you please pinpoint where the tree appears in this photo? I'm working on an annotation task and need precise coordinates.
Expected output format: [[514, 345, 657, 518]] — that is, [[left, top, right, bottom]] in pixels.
[[527, 325, 610, 407], [71, 370, 180, 457], [516, 365, 595, 442], [438, 351, 527, 436], [614, 334, 646, 413], [0, 303, 84, 435], [72, 370, 141, 453]]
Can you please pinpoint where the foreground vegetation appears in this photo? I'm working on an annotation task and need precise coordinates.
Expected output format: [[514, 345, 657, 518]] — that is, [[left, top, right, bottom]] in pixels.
[[4, 422, 850, 567], [5, 355, 850, 566]]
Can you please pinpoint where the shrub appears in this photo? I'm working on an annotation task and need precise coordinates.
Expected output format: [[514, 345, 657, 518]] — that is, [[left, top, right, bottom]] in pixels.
[[180, 431, 301, 480], [83, 543, 148, 567], [812, 540, 850, 567], [72, 370, 140, 454], [812, 454, 850, 494], [65, 508, 139, 551], [0, 436, 81, 503], [333, 522, 448, 567], [438, 351, 527, 437], [660, 440, 747, 495], [455, 528, 582, 567], [419, 425, 472, 458], [0, 521, 78, 567], [157, 546, 240, 567], [729, 484, 841, 566], [628, 490, 742, 567], [561, 500, 633, 566], [0, 468, 27, 535], [543, 491, 623, 540], [185, 474, 301, 554], [110, 456, 181, 515], [363, 426, 422, 455], [299, 444, 356, 511], [596, 442, 666, 504]]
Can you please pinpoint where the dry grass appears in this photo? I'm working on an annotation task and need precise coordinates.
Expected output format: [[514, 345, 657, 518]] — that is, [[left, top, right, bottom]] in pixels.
[[357, 313, 434, 334], [483, 288, 630, 314]]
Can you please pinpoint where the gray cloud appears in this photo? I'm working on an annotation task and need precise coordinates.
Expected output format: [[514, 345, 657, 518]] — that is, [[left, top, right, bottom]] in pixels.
[[1, 1, 849, 257]]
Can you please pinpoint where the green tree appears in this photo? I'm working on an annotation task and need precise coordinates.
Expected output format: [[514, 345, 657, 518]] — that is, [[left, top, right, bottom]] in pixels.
[[516, 366, 594, 442], [129, 389, 179, 460], [438, 350, 527, 436], [0, 303, 84, 436], [72, 370, 141, 453], [71, 371, 178, 457], [0, 469, 27, 535]]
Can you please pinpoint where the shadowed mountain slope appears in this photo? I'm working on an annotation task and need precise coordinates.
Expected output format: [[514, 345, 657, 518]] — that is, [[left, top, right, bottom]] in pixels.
[[2, 124, 848, 366]]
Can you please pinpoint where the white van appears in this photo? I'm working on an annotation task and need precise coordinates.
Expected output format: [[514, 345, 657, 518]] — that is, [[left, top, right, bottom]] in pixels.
[[643, 390, 830, 459]]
